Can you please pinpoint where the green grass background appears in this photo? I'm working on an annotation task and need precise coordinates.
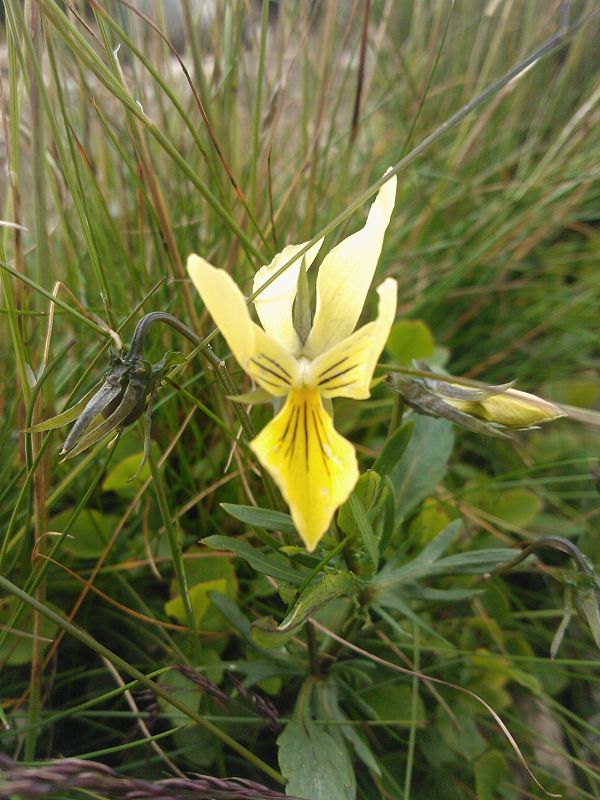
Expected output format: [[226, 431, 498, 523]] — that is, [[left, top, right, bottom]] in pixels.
[[1, 1, 599, 798]]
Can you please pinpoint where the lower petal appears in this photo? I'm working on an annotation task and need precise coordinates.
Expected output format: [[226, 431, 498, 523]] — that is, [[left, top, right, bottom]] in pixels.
[[250, 388, 359, 551]]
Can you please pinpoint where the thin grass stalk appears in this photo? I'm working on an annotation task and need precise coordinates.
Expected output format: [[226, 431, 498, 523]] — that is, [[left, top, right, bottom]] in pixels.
[[403, 621, 420, 799], [250, 0, 269, 208], [147, 448, 198, 660], [0, 575, 286, 785]]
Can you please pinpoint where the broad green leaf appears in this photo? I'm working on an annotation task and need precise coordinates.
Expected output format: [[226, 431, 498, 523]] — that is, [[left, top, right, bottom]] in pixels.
[[165, 579, 227, 627], [372, 421, 414, 478], [437, 702, 486, 761], [408, 499, 451, 547], [253, 571, 359, 648], [362, 684, 426, 726], [490, 489, 542, 527], [386, 319, 434, 364], [278, 682, 356, 800], [49, 508, 120, 558], [475, 750, 508, 800], [390, 415, 454, 517], [202, 535, 306, 586], [315, 680, 381, 776], [176, 551, 239, 632], [102, 451, 151, 493], [220, 503, 296, 535]]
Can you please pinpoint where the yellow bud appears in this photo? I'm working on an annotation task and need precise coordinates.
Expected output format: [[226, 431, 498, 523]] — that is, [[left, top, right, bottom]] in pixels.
[[448, 388, 565, 429]]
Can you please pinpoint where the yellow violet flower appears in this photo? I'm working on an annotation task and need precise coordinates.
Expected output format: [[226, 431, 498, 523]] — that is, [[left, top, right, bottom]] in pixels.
[[187, 175, 397, 551]]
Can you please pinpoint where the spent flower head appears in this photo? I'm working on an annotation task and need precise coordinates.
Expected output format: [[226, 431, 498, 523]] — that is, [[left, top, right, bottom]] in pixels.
[[187, 173, 398, 550]]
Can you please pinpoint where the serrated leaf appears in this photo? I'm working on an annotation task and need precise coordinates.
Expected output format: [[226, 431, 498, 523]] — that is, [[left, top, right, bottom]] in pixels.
[[202, 535, 307, 586], [220, 503, 296, 535], [253, 571, 359, 648]]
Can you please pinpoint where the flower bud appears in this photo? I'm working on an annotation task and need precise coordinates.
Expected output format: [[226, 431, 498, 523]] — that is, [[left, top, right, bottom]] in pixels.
[[446, 388, 565, 429], [388, 365, 565, 437]]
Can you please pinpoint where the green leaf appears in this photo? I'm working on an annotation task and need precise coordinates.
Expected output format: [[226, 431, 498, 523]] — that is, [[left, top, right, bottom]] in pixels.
[[25, 384, 101, 432], [437, 702, 486, 761], [491, 489, 542, 527], [475, 750, 508, 800], [374, 519, 462, 588], [202, 535, 307, 586], [0, 598, 60, 666], [362, 684, 426, 726], [206, 591, 252, 639], [372, 421, 414, 478], [278, 681, 356, 800], [102, 451, 151, 494], [49, 508, 120, 558], [165, 579, 227, 626], [374, 520, 517, 591], [315, 680, 381, 776], [341, 492, 378, 566], [386, 319, 434, 364], [177, 551, 239, 632], [253, 571, 359, 648], [220, 503, 296, 535], [390, 415, 454, 517]]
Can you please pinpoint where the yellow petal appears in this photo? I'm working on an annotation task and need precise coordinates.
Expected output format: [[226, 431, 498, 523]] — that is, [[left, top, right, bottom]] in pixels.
[[252, 239, 324, 355], [306, 278, 397, 400], [187, 254, 299, 396], [250, 388, 359, 551], [247, 325, 300, 396], [187, 254, 255, 365], [304, 172, 396, 357]]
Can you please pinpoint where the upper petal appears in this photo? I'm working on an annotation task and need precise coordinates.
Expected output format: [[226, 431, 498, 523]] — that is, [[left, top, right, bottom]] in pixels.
[[304, 172, 396, 357], [250, 387, 359, 551], [252, 239, 324, 355], [306, 278, 397, 400], [187, 254, 255, 366], [187, 254, 299, 396]]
